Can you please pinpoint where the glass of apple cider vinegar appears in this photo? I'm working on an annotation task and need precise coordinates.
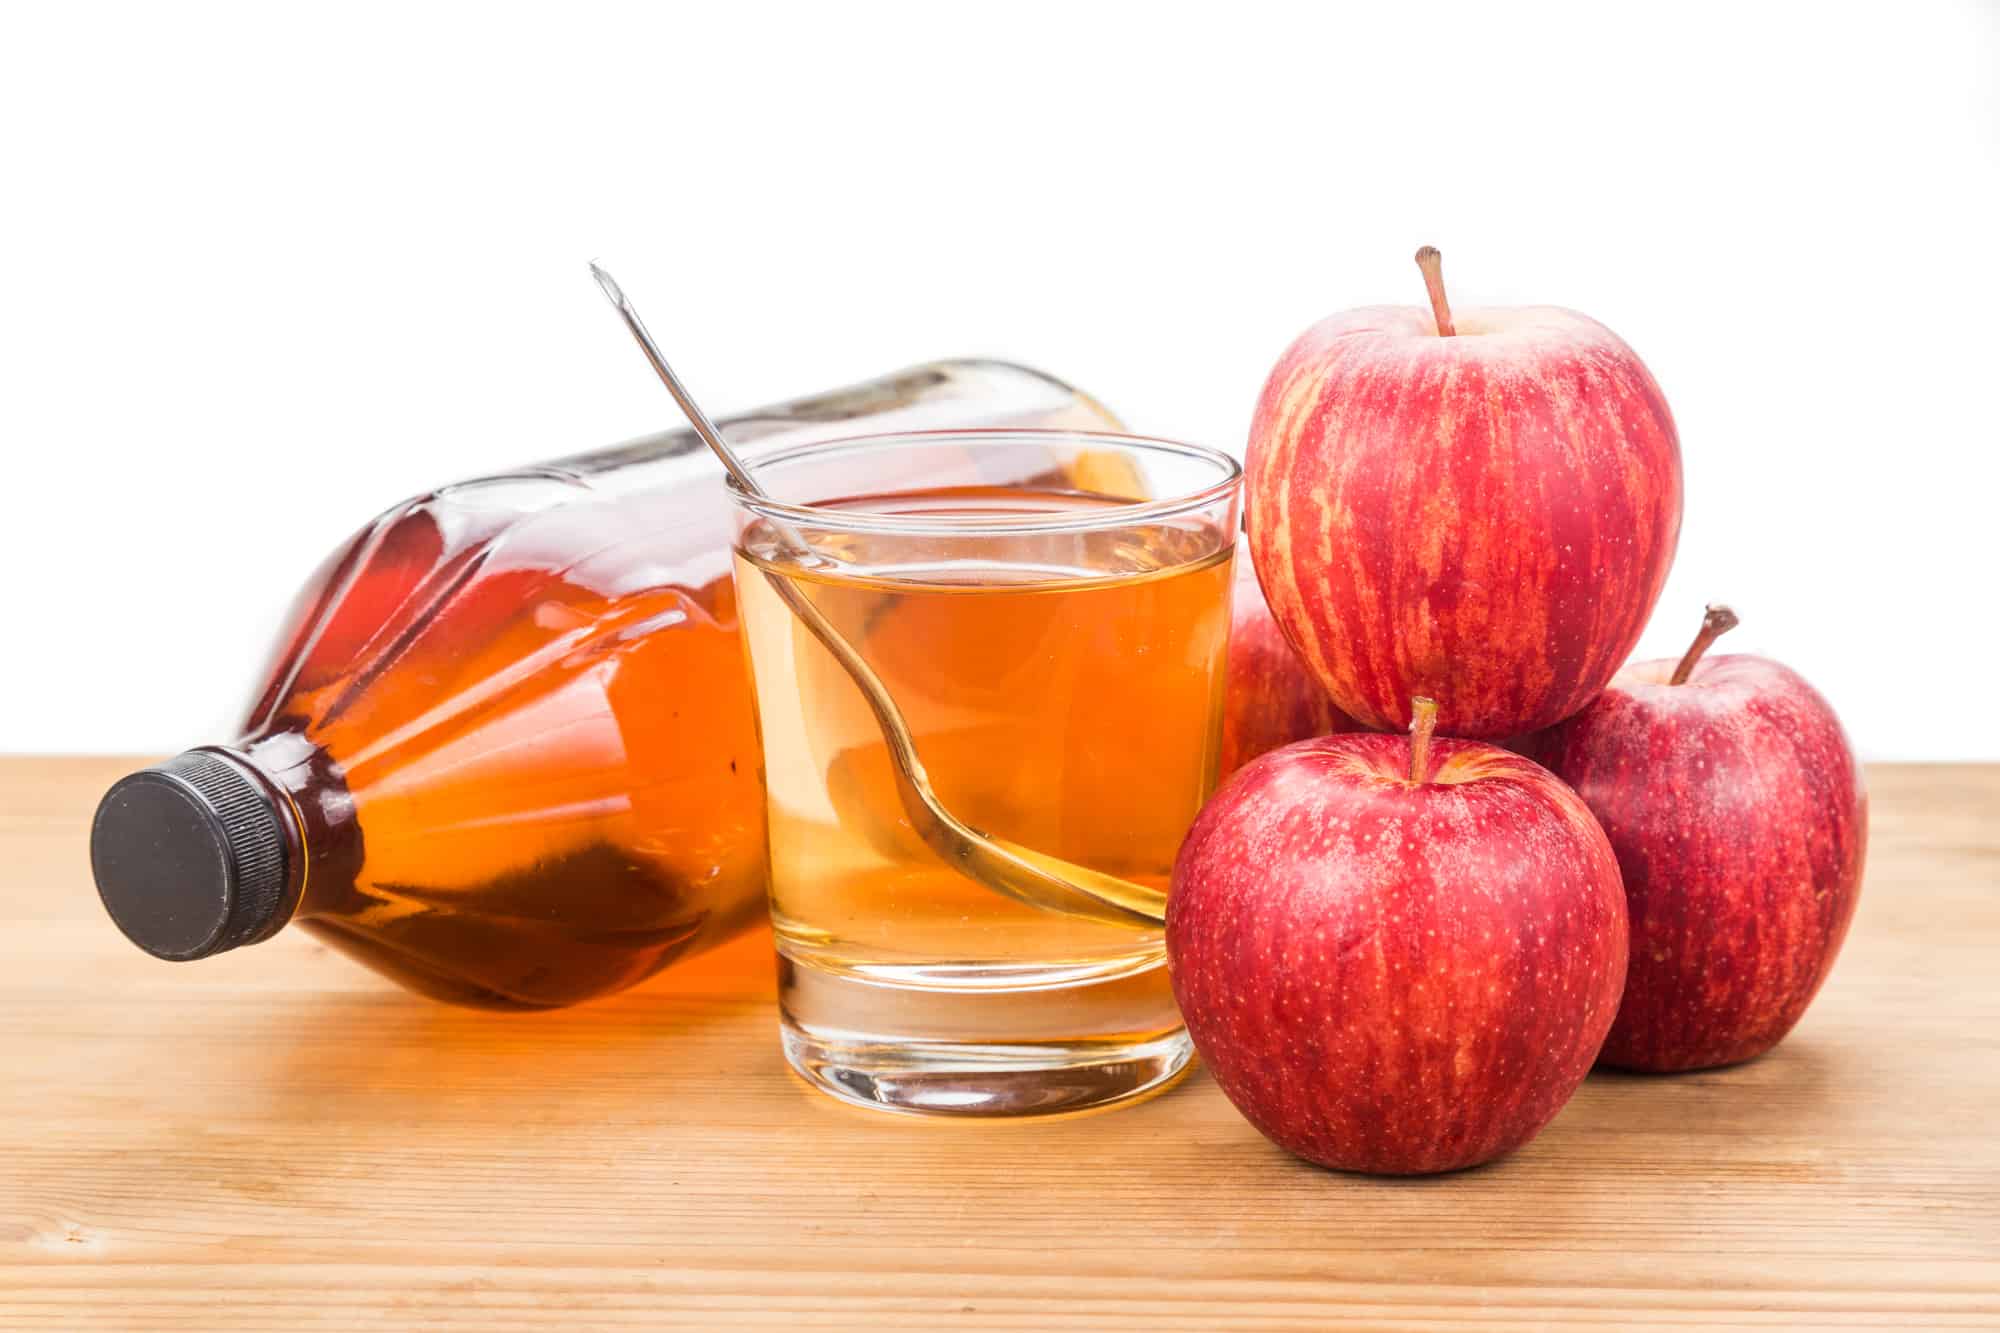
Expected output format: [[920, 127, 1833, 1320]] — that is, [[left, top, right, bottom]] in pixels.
[[729, 431, 1241, 1116]]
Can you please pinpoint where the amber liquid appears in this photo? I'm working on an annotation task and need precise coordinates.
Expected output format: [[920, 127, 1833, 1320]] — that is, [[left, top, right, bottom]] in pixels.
[[736, 486, 1233, 1015], [237, 395, 1125, 1010], [245, 483, 770, 1009]]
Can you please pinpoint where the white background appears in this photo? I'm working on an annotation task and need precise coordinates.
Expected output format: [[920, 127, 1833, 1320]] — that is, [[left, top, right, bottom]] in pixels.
[[2, 2, 1995, 758]]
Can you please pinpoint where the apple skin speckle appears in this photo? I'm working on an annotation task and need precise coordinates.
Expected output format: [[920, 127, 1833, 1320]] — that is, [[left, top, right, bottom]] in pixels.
[[1519, 653, 1867, 1073], [1166, 733, 1627, 1176]]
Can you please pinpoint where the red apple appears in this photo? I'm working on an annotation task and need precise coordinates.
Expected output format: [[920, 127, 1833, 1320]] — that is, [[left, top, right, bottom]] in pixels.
[[1521, 605, 1867, 1072], [1167, 699, 1628, 1175], [1221, 547, 1362, 777], [1245, 246, 1683, 738]]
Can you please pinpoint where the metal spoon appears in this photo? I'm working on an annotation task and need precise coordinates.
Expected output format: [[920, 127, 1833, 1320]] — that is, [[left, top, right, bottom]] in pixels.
[[588, 263, 1166, 928]]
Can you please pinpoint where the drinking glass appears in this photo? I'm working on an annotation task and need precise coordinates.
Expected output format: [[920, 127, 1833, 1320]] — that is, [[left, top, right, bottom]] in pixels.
[[729, 430, 1242, 1116]]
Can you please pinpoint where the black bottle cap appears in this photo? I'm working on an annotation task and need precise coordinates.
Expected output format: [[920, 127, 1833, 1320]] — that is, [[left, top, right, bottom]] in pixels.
[[90, 749, 295, 961]]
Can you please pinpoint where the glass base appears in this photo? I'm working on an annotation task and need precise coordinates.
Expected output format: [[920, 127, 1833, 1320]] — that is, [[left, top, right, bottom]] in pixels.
[[777, 954, 1192, 1117]]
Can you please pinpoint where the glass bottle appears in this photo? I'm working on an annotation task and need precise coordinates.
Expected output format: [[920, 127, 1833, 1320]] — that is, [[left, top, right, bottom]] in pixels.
[[89, 360, 1121, 1009]]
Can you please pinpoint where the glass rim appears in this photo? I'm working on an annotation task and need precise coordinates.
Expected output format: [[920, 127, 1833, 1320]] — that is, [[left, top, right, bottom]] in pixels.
[[725, 429, 1243, 535]]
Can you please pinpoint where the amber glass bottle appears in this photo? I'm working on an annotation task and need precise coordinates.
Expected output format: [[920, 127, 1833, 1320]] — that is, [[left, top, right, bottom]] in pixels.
[[90, 361, 1120, 1009]]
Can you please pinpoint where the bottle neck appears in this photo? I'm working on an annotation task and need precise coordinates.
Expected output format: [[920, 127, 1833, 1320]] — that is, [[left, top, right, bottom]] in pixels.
[[234, 729, 364, 925]]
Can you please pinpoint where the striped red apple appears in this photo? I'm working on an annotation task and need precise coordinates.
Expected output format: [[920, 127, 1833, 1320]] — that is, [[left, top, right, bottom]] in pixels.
[[1520, 605, 1868, 1071], [1168, 700, 1628, 1175], [1246, 247, 1684, 738]]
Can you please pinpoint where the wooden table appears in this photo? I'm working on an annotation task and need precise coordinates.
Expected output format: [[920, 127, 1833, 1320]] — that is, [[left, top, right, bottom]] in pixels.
[[3, 758, 1996, 1329]]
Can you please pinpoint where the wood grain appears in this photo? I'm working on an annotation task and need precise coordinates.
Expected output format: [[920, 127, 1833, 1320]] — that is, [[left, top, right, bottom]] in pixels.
[[2, 757, 1996, 1330]]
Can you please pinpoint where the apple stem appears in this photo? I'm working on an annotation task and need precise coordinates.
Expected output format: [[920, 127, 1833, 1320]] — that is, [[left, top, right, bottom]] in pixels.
[[1408, 696, 1439, 783], [1414, 246, 1456, 337], [1669, 603, 1741, 685]]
